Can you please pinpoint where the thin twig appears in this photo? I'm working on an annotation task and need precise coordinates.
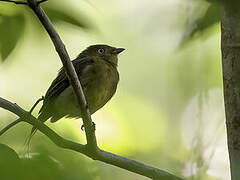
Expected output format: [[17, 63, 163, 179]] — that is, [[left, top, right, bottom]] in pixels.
[[29, 96, 44, 114], [0, 118, 22, 136], [0, 0, 27, 5]]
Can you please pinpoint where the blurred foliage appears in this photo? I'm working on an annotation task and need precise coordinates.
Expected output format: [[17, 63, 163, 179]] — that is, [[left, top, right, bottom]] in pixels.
[[181, 1, 220, 46], [0, 143, 98, 180], [0, 0, 93, 62], [43, 5, 92, 30], [0, 144, 22, 180], [0, 12, 25, 61], [182, 0, 240, 45]]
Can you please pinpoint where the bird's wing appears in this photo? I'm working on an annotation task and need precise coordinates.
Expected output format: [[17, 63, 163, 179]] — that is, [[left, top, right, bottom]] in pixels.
[[39, 56, 94, 115]]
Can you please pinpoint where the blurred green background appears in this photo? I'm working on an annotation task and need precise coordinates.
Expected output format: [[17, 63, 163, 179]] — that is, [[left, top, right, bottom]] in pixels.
[[0, 0, 228, 179]]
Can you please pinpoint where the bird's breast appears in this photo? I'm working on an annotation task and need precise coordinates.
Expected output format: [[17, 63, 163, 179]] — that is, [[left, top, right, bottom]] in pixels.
[[85, 65, 119, 114]]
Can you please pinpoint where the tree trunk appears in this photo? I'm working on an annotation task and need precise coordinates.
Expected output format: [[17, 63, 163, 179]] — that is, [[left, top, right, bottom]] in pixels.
[[221, 3, 240, 180]]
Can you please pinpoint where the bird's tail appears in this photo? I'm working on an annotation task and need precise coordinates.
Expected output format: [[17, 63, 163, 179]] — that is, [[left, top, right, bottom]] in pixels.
[[24, 127, 38, 153], [24, 111, 49, 154]]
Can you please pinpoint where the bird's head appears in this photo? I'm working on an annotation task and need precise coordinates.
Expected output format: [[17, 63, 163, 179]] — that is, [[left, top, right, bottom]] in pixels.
[[78, 44, 125, 66]]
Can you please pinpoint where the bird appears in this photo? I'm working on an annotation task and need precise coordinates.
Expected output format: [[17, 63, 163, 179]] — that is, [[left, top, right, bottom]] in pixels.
[[26, 44, 125, 144]]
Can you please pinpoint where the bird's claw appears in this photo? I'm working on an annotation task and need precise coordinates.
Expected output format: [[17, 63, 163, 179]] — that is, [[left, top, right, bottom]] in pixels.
[[81, 121, 96, 131], [92, 121, 96, 131], [81, 124, 85, 131]]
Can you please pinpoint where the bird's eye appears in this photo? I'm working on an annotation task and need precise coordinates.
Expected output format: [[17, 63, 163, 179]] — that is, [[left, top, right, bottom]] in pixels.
[[98, 48, 105, 54]]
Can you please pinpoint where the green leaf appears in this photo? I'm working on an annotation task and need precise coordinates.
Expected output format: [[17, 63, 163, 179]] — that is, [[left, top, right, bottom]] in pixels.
[[0, 143, 20, 163], [0, 13, 25, 61], [0, 144, 22, 179], [44, 6, 92, 29], [21, 154, 63, 180]]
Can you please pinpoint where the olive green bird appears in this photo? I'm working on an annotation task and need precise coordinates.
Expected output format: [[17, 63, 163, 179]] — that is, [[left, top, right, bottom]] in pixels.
[[27, 44, 125, 143]]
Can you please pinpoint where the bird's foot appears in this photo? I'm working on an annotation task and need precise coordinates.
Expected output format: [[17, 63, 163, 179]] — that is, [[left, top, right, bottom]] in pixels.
[[92, 121, 96, 131], [81, 124, 84, 131], [81, 121, 96, 131]]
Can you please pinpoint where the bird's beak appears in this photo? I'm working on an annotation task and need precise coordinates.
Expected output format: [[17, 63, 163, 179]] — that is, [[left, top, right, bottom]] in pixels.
[[113, 48, 125, 55]]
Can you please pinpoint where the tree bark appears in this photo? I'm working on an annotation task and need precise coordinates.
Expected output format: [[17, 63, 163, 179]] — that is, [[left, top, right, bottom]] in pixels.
[[221, 3, 240, 180]]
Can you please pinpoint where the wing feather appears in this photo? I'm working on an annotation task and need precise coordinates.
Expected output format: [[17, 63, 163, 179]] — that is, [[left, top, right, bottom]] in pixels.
[[38, 57, 94, 119]]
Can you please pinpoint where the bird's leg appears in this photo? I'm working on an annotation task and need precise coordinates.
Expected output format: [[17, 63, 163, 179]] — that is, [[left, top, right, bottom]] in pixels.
[[85, 102, 89, 110], [81, 101, 96, 131]]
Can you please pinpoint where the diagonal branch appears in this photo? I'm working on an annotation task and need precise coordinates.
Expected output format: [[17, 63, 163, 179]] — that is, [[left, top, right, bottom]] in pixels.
[[0, 97, 182, 180]]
